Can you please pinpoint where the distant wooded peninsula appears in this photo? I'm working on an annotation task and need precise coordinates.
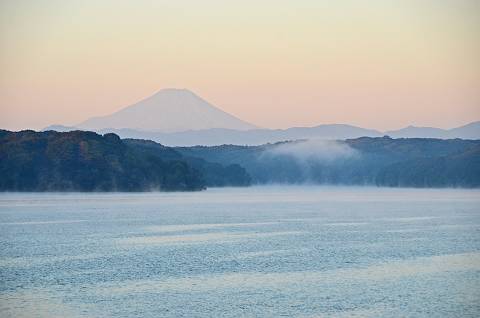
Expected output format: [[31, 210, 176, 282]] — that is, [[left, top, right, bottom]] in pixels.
[[1, 129, 479, 191]]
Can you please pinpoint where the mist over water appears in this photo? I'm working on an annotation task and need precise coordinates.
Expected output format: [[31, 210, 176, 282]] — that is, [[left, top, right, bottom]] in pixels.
[[257, 140, 362, 184], [0, 187, 479, 317], [263, 139, 359, 163]]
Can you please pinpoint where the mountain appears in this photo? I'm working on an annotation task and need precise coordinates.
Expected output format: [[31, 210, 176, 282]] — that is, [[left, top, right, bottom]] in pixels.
[[385, 126, 447, 138], [77, 88, 257, 132], [280, 124, 382, 140], [386, 121, 480, 139], [44, 121, 480, 147], [122, 124, 382, 146], [43, 124, 77, 132], [449, 122, 480, 139], [44, 124, 383, 146], [44, 86, 480, 145]]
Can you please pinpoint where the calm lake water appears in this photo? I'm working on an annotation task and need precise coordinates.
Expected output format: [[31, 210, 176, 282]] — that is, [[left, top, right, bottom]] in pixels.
[[0, 186, 479, 317]]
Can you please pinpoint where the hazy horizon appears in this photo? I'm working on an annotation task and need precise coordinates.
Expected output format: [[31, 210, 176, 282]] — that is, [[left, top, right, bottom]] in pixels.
[[1, 1, 479, 131], [3, 87, 479, 133]]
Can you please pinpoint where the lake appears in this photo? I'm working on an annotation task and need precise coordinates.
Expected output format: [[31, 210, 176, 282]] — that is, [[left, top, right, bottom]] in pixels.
[[0, 186, 479, 317]]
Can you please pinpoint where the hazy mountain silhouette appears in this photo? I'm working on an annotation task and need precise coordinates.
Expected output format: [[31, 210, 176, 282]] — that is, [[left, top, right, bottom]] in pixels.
[[44, 121, 480, 146], [77, 88, 257, 132], [386, 122, 480, 139], [385, 126, 446, 138], [44, 124, 383, 146]]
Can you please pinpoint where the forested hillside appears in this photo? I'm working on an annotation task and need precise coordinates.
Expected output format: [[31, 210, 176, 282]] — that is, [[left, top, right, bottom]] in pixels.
[[1, 130, 478, 191], [0, 130, 253, 191], [124, 139, 251, 187], [176, 137, 480, 188], [1, 130, 208, 191]]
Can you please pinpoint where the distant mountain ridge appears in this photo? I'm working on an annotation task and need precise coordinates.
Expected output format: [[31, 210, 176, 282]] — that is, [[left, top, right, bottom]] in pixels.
[[385, 122, 480, 139], [44, 121, 480, 146], [77, 88, 256, 132]]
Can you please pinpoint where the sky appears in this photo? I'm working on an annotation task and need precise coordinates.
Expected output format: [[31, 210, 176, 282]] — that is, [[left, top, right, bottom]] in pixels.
[[1, 0, 479, 131]]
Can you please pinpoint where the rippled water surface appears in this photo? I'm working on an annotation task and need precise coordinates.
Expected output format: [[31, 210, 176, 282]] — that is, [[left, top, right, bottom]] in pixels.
[[0, 187, 479, 317]]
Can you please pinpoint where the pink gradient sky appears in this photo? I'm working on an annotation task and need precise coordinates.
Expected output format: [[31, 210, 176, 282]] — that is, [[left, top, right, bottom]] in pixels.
[[1, 0, 479, 131]]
